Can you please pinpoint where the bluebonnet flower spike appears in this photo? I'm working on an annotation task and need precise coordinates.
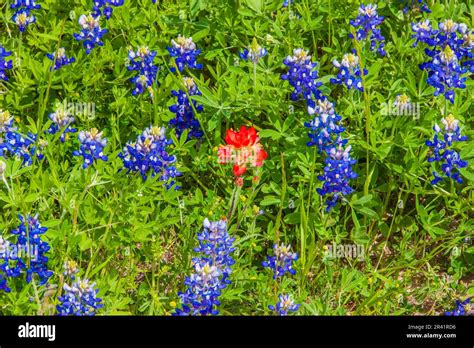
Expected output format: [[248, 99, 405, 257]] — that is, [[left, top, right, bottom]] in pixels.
[[269, 294, 300, 316], [240, 38, 267, 63], [74, 14, 108, 55], [262, 243, 298, 279], [349, 4, 386, 56], [0, 45, 13, 81], [167, 35, 202, 72], [47, 48, 75, 70], [57, 278, 103, 316], [73, 128, 108, 168], [174, 219, 235, 316], [169, 77, 203, 139], [119, 126, 181, 188], [281, 48, 323, 105], [426, 114, 468, 184]]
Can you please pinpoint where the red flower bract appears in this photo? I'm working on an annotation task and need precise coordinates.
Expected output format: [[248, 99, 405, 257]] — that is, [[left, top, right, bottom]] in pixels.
[[233, 164, 247, 177], [225, 126, 258, 148], [218, 125, 267, 184]]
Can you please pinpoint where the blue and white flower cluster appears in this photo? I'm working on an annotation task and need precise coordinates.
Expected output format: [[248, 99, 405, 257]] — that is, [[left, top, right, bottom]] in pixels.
[[262, 243, 298, 279], [57, 272, 103, 316], [0, 215, 53, 292], [0, 45, 13, 81], [240, 38, 267, 64], [445, 297, 472, 316], [127, 46, 159, 97], [281, 47, 358, 211], [168, 77, 204, 140], [403, 0, 431, 14], [74, 14, 108, 55], [411, 20, 434, 46], [330, 51, 367, 92], [48, 106, 77, 142], [412, 19, 473, 103], [167, 35, 202, 72], [92, 0, 124, 19], [63, 260, 79, 280], [317, 139, 358, 211], [425, 114, 468, 185], [262, 243, 300, 316], [174, 219, 235, 316], [281, 48, 322, 103], [11, 0, 39, 32], [46, 47, 75, 71], [119, 126, 181, 188], [0, 273, 9, 292], [305, 98, 345, 153], [269, 294, 300, 316], [168, 35, 203, 140], [0, 109, 14, 133], [0, 110, 46, 166], [349, 4, 386, 56], [73, 128, 108, 169], [0, 236, 13, 292]]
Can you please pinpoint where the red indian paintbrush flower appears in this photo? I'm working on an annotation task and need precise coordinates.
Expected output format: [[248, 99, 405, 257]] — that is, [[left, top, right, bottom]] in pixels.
[[218, 125, 267, 185]]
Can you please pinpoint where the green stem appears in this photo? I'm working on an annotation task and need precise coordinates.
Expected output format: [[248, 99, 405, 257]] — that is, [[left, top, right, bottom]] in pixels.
[[353, 35, 372, 197], [253, 62, 257, 93]]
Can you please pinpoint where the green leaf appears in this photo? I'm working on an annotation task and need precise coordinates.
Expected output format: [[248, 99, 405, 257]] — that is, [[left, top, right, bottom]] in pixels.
[[260, 196, 281, 206]]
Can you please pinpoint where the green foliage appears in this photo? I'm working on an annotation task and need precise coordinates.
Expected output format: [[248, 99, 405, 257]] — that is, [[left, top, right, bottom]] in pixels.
[[0, 0, 472, 315]]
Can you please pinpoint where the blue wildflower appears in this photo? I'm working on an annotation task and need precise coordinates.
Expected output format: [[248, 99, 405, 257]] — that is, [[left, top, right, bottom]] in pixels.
[[63, 260, 79, 280], [73, 128, 108, 169], [393, 93, 414, 115], [0, 215, 53, 287], [330, 52, 367, 92], [411, 20, 435, 47], [127, 46, 158, 73], [169, 77, 203, 139], [0, 109, 15, 132], [412, 19, 473, 102], [0, 274, 10, 292], [57, 278, 103, 316], [46, 47, 75, 70], [118, 126, 181, 188], [282, 0, 293, 7], [349, 4, 386, 56], [174, 219, 235, 316], [402, 0, 430, 14], [262, 243, 298, 279], [130, 74, 155, 97], [305, 98, 345, 152], [0, 131, 45, 165], [127, 46, 159, 97], [0, 112, 46, 165], [317, 139, 358, 211], [12, 8, 36, 32], [92, 0, 124, 19], [167, 35, 202, 72], [239, 38, 267, 63], [10, 0, 41, 9], [423, 46, 466, 103], [445, 297, 472, 316], [73, 14, 108, 55], [269, 294, 300, 316], [47, 106, 77, 142], [0, 45, 13, 82], [0, 237, 12, 292], [281, 48, 323, 104], [426, 114, 468, 185]]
